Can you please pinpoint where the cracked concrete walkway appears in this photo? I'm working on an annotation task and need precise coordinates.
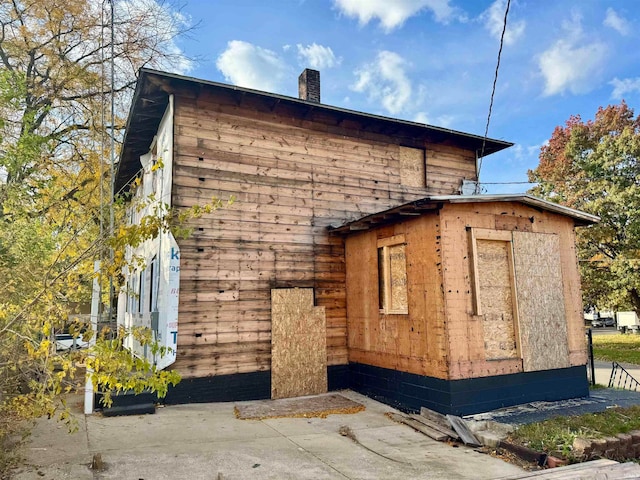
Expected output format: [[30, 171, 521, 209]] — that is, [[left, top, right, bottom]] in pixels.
[[12, 391, 524, 480]]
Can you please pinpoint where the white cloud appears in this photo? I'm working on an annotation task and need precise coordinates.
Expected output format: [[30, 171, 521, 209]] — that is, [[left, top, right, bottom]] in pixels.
[[216, 41, 290, 92], [296, 43, 341, 69], [333, 0, 457, 32], [413, 112, 429, 124], [537, 15, 606, 96], [481, 0, 525, 45], [610, 77, 640, 99], [512, 143, 542, 162], [351, 51, 412, 115], [413, 112, 454, 128], [603, 8, 630, 36]]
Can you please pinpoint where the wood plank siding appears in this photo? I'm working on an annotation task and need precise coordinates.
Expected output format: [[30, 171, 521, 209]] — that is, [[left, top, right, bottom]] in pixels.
[[345, 215, 449, 379], [170, 89, 479, 379], [345, 201, 586, 382], [439, 202, 586, 380]]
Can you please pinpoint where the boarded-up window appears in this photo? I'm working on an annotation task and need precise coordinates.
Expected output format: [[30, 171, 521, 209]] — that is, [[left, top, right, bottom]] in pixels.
[[476, 240, 519, 359], [399, 146, 426, 188], [377, 235, 408, 314], [470, 229, 519, 360]]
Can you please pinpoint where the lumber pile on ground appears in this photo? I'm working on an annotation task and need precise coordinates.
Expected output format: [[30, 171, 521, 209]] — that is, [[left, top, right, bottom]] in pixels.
[[387, 406, 486, 445]]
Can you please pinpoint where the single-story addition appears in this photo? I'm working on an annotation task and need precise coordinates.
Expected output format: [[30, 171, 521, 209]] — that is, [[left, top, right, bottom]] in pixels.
[[333, 195, 598, 414], [114, 67, 598, 415]]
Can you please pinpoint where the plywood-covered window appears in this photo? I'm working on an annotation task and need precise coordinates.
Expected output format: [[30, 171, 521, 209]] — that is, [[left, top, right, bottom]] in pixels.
[[399, 146, 426, 188], [377, 235, 408, 314], [469, 229, 520, 361]]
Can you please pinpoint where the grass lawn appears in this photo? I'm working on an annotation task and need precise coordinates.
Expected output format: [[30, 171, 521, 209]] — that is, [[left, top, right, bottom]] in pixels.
[[506, 333, 640, 463], [592, 333, 640, 364], [511, 405, 640, 461]]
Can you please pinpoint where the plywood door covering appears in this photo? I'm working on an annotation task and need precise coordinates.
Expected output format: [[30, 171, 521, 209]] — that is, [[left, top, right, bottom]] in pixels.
[[512, 232, 569, 372], [271, 288, 327, 399]]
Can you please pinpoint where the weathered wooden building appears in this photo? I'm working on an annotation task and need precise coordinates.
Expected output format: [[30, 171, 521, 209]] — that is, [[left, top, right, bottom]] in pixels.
[[115, 68, 597, 414]]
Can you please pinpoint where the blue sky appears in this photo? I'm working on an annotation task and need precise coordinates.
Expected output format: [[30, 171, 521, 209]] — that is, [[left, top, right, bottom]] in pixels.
[[167, 0, 640, 193]]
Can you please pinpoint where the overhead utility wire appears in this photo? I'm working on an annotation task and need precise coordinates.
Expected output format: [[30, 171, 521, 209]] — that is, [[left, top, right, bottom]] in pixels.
[[479, 173, 640, 185], [477, 0, 511, 190]]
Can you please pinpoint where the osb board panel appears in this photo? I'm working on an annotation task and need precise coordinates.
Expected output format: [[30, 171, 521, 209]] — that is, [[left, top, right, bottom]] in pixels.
[[389, 244, 408, 311], [513, 232, 570, 372], [476, 240, 518, 360], [235, 394, 364, 420], [399, 146, 425, 188], [271, 288, 327, 399]]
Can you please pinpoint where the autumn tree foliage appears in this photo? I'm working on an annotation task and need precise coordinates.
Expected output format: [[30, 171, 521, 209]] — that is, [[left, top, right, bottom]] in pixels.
[[529, 102, 640, 312], [0, 0, 193, 429]]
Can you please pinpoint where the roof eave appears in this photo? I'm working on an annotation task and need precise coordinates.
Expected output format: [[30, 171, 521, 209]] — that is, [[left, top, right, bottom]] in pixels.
[[329, 194, 599, 234], [115, 68, 514, 193]]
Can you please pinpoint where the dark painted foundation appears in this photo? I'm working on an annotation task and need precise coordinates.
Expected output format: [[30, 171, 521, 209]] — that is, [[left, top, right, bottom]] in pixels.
[[163, 366, 349, 405], [349, 362, 590, 416], [162, 370, 271, 405], [96, 362, 588, 416]]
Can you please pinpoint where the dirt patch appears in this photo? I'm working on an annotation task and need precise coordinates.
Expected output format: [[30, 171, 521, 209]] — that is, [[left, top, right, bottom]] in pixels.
[[234, 393, 365, 420]]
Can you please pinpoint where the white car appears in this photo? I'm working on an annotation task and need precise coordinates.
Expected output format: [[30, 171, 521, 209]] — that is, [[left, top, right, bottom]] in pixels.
[[54, 333, 89, 351]]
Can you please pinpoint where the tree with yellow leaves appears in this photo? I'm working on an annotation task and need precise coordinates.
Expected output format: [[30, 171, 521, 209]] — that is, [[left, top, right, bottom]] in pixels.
[[0, 0, 196, 441]]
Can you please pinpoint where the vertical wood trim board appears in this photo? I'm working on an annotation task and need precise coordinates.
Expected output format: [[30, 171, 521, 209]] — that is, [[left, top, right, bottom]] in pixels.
[[512, 232, 570, 372], [271, 288, 328, 399]]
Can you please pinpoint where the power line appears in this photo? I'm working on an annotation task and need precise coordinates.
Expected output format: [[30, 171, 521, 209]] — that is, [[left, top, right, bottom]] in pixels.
[[479, 174, 640, 186], [477, 0, 511, 189]]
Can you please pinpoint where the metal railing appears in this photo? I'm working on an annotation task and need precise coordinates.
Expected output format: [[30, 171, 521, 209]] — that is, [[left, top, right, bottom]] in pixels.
[[608, 361, 640, 391], [586, 328, 596, 386]]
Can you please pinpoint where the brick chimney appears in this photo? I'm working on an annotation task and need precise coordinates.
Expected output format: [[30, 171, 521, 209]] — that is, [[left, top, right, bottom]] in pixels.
[[298, 69, 320, 103]]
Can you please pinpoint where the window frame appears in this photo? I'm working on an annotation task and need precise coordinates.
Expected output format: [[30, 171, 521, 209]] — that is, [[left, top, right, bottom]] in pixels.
[[377, 234, 409, 315], [138, 269, 144, 314], [468, 228, 517, 316], [468, 227, 522, 360]]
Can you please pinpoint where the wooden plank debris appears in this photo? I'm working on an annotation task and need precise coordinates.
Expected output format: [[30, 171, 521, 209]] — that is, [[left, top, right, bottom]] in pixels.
[[446, 414, 481, 447], [386, 413, 448, 441], [409, 414, 459, 439], [420, 406, 449, 427]]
